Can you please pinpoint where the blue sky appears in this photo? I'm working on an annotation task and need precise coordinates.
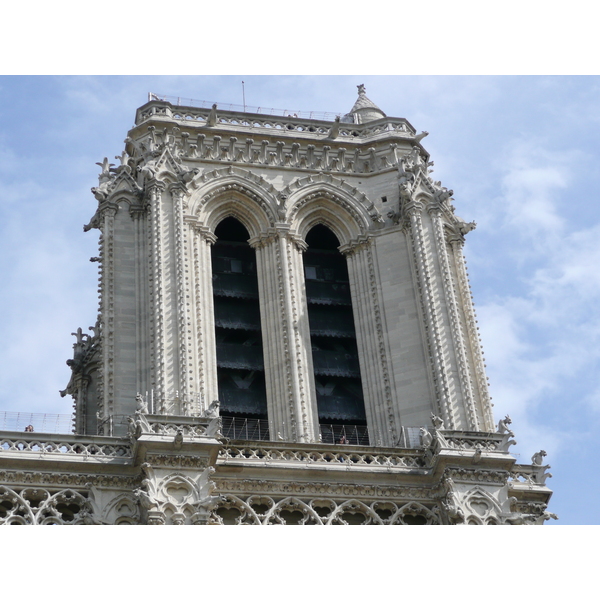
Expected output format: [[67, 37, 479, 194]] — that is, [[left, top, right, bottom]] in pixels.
[[1, 75, 599, 528]]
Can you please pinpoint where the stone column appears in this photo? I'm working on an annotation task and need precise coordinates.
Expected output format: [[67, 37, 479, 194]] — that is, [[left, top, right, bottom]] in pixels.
[[250, 226, 319, 443], [131, 205, 149, 401], [190, 225, 218, 415], [98, 202, 117, 421], [405, 199, 457, 429], [343, 238, 397, 446], [448, 236, 495, 431], [171, 184, 194, 415], [429, 206, 479, 431], [146, 181, 167, 412]]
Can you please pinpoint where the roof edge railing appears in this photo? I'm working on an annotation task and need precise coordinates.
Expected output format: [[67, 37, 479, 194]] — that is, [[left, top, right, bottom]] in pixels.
[[0, 411, 74, 434], [148, 92, 342, 123]]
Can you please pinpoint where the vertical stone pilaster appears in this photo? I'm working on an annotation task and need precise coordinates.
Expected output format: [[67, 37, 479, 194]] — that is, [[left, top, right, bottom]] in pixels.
[[284, 230, 319, 443], [343, 238, 397, 446], [449, 237, 495, 431], [96, 231, 106, 421], [192, 225, 218, 414], [147, 181, 167, 412], [429, 207, 478, 431], [250, 228, 318, 443], [406, 200, 456, 429], [131, 206, 149, 400], [100, 203, 117, 420], [251, 232, 287, 439], [171, 184, 193, 415]]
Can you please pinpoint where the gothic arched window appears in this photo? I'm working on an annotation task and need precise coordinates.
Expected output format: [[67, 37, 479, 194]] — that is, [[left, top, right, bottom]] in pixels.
[[211, 217, 268, 437], [303, 224, 368, 444]]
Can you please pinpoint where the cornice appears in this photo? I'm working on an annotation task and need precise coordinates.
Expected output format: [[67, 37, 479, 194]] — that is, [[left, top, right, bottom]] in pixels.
[[133, 100, 422, 148]]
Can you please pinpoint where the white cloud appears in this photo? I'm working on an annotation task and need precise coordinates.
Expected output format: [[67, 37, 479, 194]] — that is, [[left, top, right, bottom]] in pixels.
[[495, 139, 581, 248], [477, 215, 600, 458], [469, 127, 600, 463]]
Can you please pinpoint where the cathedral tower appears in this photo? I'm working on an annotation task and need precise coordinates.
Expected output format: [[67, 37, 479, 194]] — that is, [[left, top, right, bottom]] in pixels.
[[0, 87, 554, 525]]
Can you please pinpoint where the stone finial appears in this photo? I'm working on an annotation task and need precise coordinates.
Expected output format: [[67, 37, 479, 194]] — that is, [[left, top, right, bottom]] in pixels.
[[96, 157, 114, 175]]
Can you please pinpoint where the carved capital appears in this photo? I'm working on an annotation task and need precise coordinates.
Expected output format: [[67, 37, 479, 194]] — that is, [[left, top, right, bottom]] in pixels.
[[426, 203, 443, 217], [168, 181, 188, 197], [146, 179, 166, 194], [404, 199, 425, 217], [129, 205, 147, 220], [193, 224, 217, 245], [339, 236, 371, 257], [97, 201, 119, 220], [248, 231, 279, 249]]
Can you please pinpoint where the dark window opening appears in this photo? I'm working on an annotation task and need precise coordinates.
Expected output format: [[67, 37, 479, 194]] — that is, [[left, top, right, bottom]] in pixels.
[[304, 225, 368, 441], [212, 217, 268, 423]]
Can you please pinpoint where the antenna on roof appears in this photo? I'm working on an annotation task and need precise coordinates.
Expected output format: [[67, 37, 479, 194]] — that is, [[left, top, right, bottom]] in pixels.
[[242, 80, 246, 112]]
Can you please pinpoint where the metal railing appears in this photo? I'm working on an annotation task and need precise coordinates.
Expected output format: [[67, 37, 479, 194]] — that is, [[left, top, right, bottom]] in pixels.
[[148, 93, 341, 122], [319, 423, 370, 446], [0, 411, 73, 434], [220, 418, 422, 448], [221, 416, 270, 441]]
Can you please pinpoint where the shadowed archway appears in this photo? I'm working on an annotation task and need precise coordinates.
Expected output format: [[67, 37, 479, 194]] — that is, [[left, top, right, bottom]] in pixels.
[[212, 217, 268, 437], [303, 224, 367, 444]]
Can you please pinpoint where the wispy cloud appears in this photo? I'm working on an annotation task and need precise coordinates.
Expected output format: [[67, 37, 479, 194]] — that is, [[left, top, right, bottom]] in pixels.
[[476, 136, 600, 458]]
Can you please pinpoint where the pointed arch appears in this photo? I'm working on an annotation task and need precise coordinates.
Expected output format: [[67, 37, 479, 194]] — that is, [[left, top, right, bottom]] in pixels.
[[189, 167, 279, 237], [102, 492, 140, 524], [284, 173, 384, 241], [388, 501, 439, 525], [263, 496, 324, 525], [287, 183, 375, 246], [325, 499, 385, 525]]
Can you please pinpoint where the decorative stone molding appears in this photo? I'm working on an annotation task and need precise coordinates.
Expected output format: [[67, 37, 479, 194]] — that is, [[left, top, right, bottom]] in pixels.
[[0, 436, 131, 458], [146, 180, 167, 410], [133, 463, 223, 525], [132, 108, 418, 178], [430, 209, 479, 431], [342, 238, 397, 446], [171, 183, 193, 414], [449, 238, 495, 431], [0, 485, 100, 525], [217, 442, 427, 470], [214, 478, 437, 502], [189, 166, 279, 226], [406, 200, 455, 428]]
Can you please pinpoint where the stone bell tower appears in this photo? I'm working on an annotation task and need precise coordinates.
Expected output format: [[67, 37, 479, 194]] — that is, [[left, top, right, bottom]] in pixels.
[[76, 85, 495, 442], [0, 86, 554, 525]]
